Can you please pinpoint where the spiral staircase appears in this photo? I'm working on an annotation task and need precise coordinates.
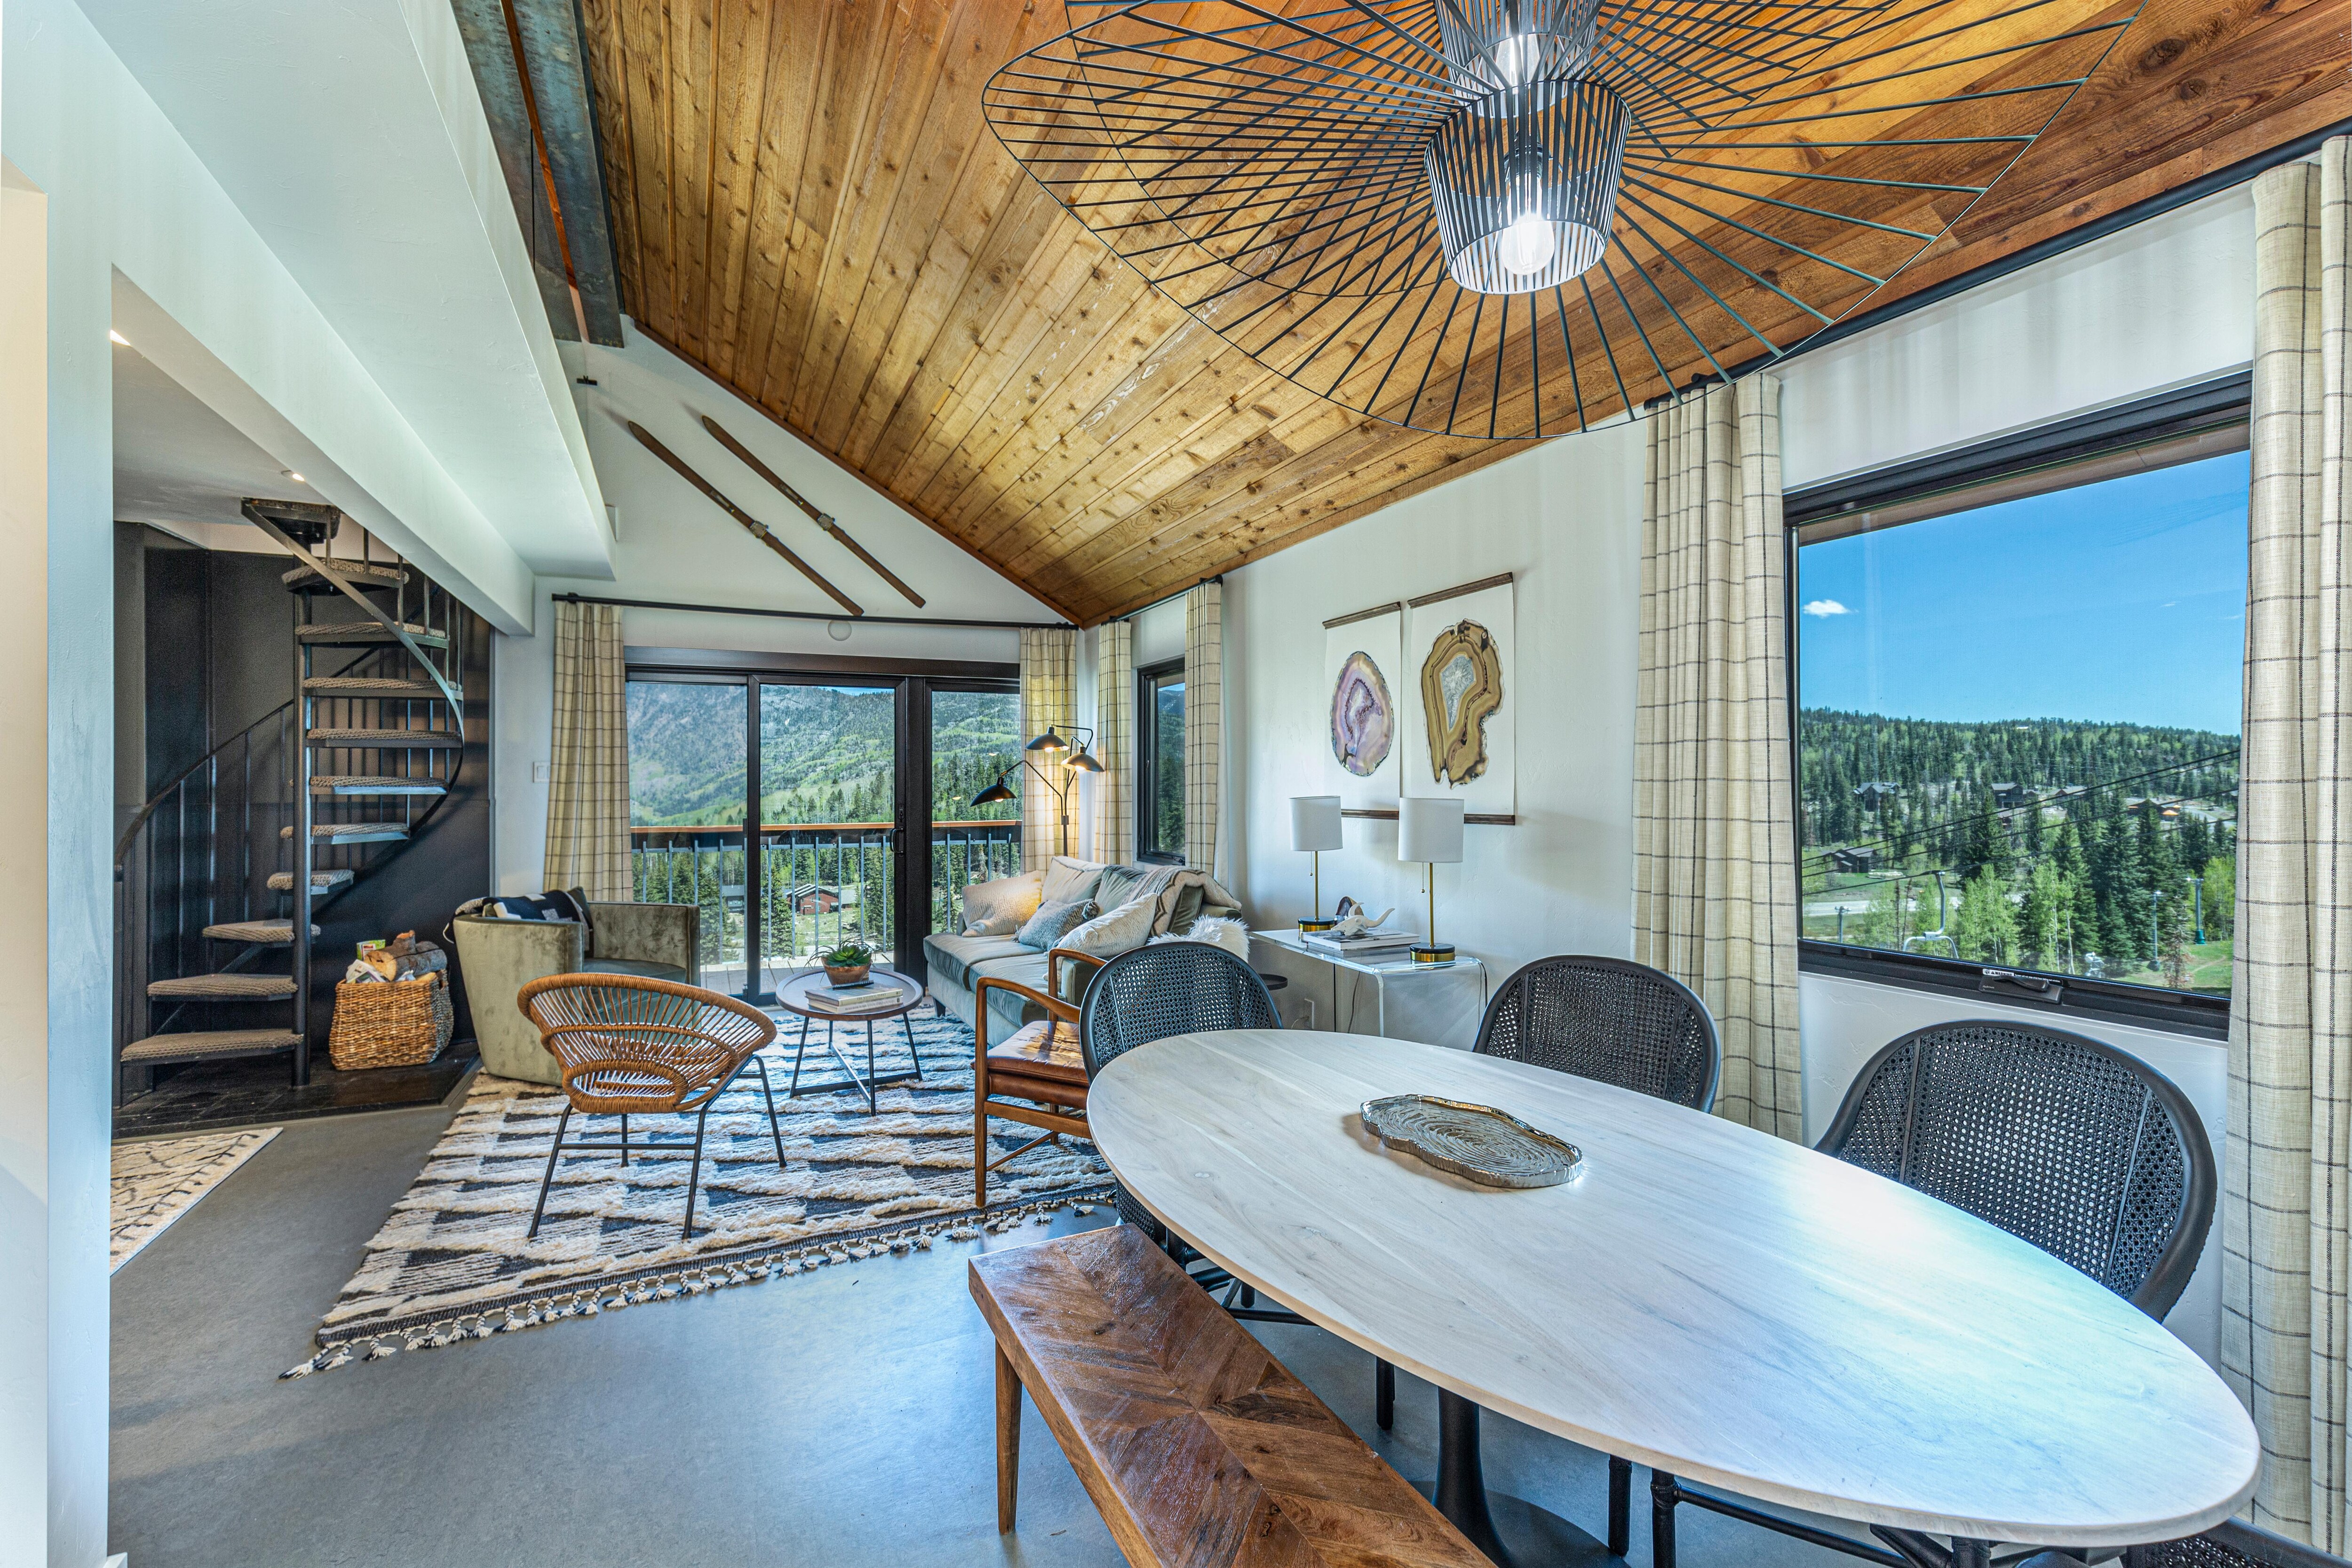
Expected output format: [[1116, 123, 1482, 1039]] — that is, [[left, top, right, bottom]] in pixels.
[[113, 500, 468, 1103]]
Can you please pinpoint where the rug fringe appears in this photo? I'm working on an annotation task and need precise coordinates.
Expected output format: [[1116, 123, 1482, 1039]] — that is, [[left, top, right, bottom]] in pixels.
[[283, 1187, 1114, 1381]]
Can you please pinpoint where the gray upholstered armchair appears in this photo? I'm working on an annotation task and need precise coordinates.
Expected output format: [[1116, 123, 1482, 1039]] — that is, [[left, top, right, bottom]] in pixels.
[[451, 902, 700, 1085]]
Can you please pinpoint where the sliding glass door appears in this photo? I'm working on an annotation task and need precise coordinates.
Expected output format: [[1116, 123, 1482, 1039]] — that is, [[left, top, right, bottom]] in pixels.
[[627, 658, 1018, 1003], [757, 679, 898, 982]]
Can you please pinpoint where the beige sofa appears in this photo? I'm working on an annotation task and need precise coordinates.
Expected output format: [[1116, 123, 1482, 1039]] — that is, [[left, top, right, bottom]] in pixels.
[[923, 859, 1241, 1042], [451, 902, 701, 1086]]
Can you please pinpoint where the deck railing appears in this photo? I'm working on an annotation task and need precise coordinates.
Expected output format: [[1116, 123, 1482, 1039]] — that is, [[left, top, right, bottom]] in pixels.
[[631, 820, 1021, 974]]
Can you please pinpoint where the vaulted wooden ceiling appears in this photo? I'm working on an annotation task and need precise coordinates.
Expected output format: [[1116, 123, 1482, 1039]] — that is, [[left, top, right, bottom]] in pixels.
[[572, 0, 2347, 626]]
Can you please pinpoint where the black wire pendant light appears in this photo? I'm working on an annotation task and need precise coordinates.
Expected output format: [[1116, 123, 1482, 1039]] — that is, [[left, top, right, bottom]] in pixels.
[[983, 0, 2142, 439]]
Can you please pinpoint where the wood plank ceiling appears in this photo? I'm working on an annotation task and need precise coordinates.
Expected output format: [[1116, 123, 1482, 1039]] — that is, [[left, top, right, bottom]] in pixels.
[[575, 0, 2348, 627]]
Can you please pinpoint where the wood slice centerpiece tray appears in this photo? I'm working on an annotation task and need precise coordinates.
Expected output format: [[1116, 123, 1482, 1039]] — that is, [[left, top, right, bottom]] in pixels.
[[1359, 1095, 1583, 1189]]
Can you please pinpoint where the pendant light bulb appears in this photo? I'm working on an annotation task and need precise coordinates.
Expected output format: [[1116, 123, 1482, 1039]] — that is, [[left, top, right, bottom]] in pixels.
[[1498, 210, 1556, 274]]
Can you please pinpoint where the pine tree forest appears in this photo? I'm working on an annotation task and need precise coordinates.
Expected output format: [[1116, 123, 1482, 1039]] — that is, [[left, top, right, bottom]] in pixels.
[[1800, 710, 2238, 993]]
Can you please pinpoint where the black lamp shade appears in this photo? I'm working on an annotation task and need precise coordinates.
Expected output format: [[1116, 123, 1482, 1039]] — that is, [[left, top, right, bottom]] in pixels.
[[1066, 747, 1104, 773], [1425, 80, 1628, 294], [1435, 0, 1603, 101], [1025, 728, 1066, 753], [972, 779, 1017, 806]]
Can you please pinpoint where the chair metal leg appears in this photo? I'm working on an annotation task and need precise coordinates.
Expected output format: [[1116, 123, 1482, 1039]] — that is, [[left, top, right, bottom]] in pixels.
[[681, 1102, 714, 1241], [1375, 1358, 1395, 1431], [1608, 1456, 1631, 1556], [753, 1055, 786, 1166], [618, 1112, 628, 1166], [527, 1102, 572, 1240], [1651, 1470, 1678, 1568]]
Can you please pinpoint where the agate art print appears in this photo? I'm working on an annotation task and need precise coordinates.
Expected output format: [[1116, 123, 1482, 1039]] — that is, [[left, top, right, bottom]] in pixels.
[[1421, 620, 1503, 786], [1329, 651, 1395, 777]]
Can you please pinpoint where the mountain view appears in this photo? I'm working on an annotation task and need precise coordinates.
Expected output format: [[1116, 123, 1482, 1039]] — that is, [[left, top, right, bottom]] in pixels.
[[627, 682, 1021, 828]]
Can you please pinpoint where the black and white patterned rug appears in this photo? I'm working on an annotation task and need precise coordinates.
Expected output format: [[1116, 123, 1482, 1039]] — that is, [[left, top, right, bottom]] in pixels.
[[295, 1011, 1109, 1376]]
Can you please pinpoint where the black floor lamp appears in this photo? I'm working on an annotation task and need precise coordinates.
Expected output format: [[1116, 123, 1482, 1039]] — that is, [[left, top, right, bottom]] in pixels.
[[973, 725, 1102, 861]]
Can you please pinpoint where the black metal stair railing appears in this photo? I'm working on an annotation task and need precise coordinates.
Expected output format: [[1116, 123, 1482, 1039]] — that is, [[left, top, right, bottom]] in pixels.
[[112, 510, 469, 1105]]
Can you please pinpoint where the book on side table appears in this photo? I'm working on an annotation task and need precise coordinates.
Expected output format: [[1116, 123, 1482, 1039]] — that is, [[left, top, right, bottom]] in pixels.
[[806, 981, 908, 1016], [1302, 931, 1418, 960]]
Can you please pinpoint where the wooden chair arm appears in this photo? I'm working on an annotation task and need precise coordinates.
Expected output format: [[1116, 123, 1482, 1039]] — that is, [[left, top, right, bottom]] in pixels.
[[973, 974, 1080, 1058]]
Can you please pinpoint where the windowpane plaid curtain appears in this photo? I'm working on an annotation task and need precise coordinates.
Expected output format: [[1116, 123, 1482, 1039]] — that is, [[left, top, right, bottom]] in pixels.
[[1020, 628, 1077, 871], [1095, 621, 1136, 864], [2226, 138, 2352, 1548], [1632, 374, 1803, 1141], [542, 599, 633, 900], [1185, 583, 1224, 877]]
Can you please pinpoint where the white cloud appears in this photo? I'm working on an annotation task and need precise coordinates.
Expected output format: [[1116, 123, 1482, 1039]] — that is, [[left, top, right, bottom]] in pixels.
[[1801, 599, 1852, 619]]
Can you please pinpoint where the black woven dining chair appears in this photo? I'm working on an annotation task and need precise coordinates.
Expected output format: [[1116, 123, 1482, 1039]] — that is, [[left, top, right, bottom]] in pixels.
[[1472, 955, 1720, 1551], [1475, 955, 1719, 1111], [1073, 943, 1389, 1389], [1647, 1018, 2218, 1568], [2123, 1519, 2347, 1568]]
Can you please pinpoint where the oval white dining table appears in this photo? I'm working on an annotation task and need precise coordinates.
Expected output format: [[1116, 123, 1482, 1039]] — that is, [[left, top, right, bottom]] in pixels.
[[1085, 1029, 2259, 1564]]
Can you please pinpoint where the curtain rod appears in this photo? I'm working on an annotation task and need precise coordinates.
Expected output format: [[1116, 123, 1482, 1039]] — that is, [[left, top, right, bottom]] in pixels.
[[550, 592, 1071, 632], [1109, 574, 1224, 625]]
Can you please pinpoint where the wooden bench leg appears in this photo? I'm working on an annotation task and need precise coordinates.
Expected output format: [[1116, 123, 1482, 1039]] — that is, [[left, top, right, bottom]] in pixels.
[[996, 1343, 1022, 1533]]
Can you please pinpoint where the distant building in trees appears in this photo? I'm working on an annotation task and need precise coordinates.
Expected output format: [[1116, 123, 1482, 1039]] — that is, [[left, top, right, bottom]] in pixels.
[[1829, 847, 1878, 874], [1854, 782, 1901, 811], [1990, 782, 2031, 809]]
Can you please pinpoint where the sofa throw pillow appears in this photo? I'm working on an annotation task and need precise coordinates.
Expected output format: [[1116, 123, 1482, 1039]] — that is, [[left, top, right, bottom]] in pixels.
[[1041, 855, 1107, 906], [961, 869, 1043, 935], [1164, 881, 1207, 935], [1059, 895, 1157, 959], [1016, 898, 1098, 952]]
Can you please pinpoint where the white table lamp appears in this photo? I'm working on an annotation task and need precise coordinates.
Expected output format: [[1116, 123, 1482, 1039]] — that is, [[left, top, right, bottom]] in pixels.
[[1398, 796, 1465, 964], [1291, 796, 1343, 931]]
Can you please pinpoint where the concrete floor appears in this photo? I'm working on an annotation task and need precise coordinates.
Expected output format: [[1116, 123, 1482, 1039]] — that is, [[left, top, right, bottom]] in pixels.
[[110, 1102, 1865, 1568]]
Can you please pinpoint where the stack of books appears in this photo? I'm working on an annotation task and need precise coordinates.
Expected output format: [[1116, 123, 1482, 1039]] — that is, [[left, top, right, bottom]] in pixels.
[[1302, 930, 1417, 960], [805, 979, 906, 1017]]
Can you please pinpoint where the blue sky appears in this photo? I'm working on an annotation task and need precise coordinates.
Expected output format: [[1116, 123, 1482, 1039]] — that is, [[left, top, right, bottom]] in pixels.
[[1797, 450, 2249, 735]]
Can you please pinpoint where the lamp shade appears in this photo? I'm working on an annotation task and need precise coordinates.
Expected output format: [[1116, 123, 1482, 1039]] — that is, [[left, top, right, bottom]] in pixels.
[[1290, 796, 1343, 853], [1398, 797, 1465, 865]]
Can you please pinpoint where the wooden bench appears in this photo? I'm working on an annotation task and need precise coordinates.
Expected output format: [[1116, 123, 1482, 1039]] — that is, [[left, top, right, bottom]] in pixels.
[[968, 1224, 1488, 1568]]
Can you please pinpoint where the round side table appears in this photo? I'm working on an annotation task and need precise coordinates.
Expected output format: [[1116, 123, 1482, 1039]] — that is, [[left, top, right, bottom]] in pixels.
[[772, 968, 929, 1114]]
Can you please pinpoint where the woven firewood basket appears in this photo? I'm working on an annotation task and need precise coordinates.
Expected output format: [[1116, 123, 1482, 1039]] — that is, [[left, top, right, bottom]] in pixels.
[[328, 972, 454, 1071]]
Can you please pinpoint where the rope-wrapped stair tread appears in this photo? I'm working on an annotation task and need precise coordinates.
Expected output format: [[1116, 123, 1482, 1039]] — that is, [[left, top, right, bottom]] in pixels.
[[311, 776, 447, 796], [203, 920, 319, 943], [148, 973, 297, 1000], [1360, 1094, 1584, 1188], [297, 622, 448, 646], [268, 869, 355, 891], [306, 728, 459, 746], [280, 823, 411, 841], [302, 677, 442, 695], [122, 1029, 302, 1064], [282, 561, 407, 587]]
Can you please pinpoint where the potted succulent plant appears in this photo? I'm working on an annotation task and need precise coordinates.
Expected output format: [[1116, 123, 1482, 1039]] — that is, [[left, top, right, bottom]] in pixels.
[[821, 940, 874, 987]]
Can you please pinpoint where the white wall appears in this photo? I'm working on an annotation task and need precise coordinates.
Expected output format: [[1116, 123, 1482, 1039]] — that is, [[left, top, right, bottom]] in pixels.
[[2, 0, 623, 1552], [491, 324, 1065, 892], [1223, 183, 2257, 1364], [0, 153, 111, 1568]]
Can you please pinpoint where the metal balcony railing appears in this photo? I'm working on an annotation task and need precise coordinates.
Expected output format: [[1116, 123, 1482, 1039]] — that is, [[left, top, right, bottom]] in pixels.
[[631, 820, 1022, 979]]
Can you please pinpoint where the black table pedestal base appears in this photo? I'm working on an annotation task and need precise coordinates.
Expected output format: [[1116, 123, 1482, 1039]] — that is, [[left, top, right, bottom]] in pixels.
[[1433, 1390, 1613, 1568]]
